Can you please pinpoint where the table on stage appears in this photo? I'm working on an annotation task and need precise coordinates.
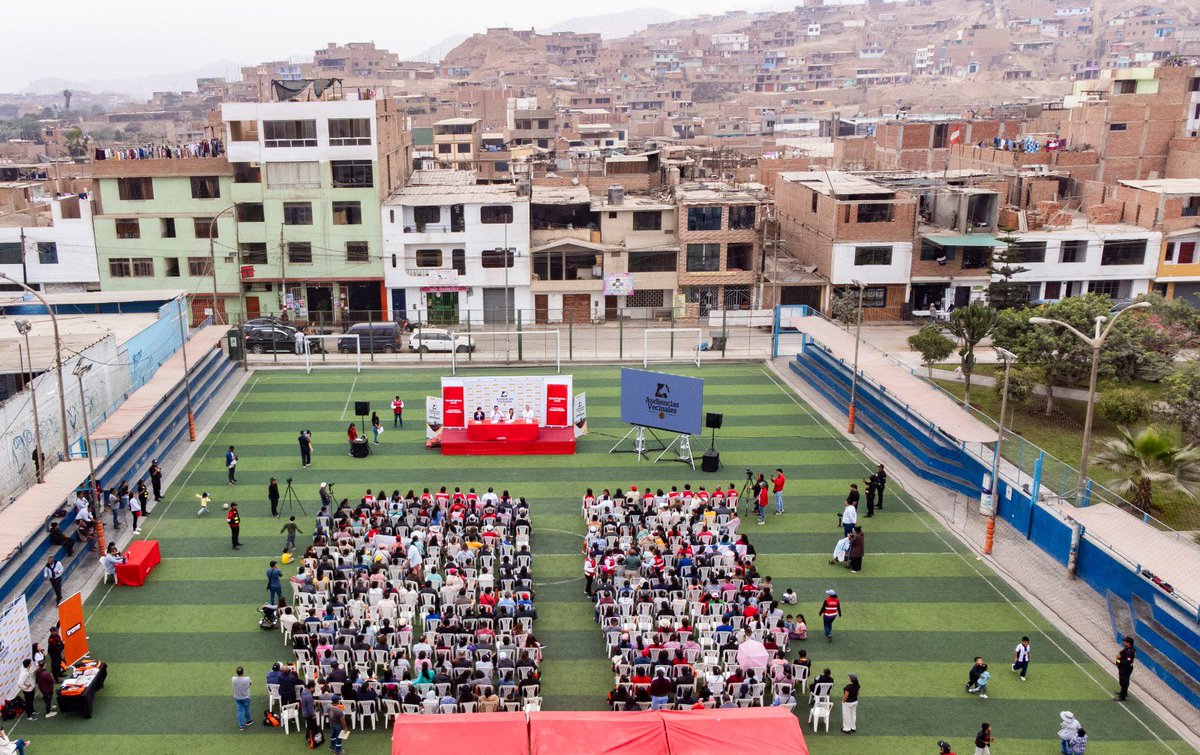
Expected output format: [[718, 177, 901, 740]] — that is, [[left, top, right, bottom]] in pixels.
[[115, 539, 161, 586], [466, 420, 539, 442], [56, 662, 107, 718]]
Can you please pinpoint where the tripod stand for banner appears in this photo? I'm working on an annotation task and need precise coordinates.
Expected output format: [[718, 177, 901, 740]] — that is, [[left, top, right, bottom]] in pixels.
[[656, 433, 696, 469], [608, 425, 666, 460]]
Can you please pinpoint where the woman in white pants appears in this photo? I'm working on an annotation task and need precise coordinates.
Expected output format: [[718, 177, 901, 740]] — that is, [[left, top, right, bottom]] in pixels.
[[841, 673, 860, 733]]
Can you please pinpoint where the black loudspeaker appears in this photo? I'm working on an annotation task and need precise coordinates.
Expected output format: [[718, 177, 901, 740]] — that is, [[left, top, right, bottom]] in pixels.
[[701, 449, 721, 473], [351, 438, 371, 458], [706, 412, 724, 430], [354, 401, 370, 417]]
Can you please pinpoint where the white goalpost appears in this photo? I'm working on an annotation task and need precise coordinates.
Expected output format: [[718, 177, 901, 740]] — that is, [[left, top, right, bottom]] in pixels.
[[451, 329, 561, 374], [304, 334, 360, 374], [644, 327, 703, 368]]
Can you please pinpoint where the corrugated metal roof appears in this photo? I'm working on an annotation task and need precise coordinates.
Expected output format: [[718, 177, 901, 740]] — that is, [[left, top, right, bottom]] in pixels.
[[924, 234, 1008, 248], [385, 184, 523, 206], [434, 117, 481, 126], [531, 185, 592, 204], [778, 171, 894, 196]]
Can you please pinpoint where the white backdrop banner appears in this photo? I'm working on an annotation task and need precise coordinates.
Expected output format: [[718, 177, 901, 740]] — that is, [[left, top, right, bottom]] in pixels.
[[574, 393, 588, 437], [425, 396, 443, 440], [460, 376, 547, 424], [0, 596, 31, 702]]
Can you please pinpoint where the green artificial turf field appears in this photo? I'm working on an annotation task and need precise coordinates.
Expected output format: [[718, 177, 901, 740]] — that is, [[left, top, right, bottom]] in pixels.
[[16, 364, 1190, 754]]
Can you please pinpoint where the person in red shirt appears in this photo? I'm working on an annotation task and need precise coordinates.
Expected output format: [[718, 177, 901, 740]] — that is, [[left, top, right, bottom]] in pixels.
[[820, 590, 842, 642], [391, 396, 404, 428], [346, 423, 358, 454], [772, 468, 787, 515], [756, 483, 769, 525]]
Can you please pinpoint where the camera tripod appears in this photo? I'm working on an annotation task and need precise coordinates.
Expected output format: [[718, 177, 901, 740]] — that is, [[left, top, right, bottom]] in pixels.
[[738, 469, 756, 511], [282, 478, 306, 516]]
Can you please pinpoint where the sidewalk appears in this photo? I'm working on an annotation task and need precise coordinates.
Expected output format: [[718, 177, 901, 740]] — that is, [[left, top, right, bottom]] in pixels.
[[927, 367, 1091, 402], [769, 356, 1200, 752]]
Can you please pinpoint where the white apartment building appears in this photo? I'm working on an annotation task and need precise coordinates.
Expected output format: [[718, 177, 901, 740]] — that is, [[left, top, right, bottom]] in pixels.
[[382, 172, 532, 325], [0, 194, 100, 292], [1006, 224, 1160, 302]]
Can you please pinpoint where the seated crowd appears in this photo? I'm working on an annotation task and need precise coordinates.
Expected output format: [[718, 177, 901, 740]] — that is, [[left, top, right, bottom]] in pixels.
[[267, 485, 544, 734], [582, 485, 823, 712]]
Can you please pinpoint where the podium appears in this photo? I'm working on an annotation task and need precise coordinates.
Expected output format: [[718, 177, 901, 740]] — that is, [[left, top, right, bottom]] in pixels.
[[351, 438, 371, 458]]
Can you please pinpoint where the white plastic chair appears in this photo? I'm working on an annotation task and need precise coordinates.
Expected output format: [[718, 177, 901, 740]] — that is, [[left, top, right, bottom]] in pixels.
[[382, 698, 401, 726], [280, 702, 301, 735], [266, 683, 281, 712], [357, 699, 378, 730], [809, 700, 832, 732]]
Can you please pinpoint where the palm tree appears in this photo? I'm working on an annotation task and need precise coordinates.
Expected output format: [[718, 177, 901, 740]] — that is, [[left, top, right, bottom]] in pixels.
[[947, 302, 998, 406], [1092, 426, 1200, 513]]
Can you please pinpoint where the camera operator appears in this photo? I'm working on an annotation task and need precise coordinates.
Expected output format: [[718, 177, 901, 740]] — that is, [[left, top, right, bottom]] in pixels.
[[319, 481, 333, 509]]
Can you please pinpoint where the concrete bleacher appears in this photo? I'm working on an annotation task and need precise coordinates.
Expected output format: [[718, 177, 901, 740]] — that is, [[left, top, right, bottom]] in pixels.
[[0, 327, 237, 622]]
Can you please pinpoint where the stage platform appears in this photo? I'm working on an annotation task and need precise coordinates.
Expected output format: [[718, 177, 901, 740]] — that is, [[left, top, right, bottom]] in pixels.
[[439, 426, 576, 456]]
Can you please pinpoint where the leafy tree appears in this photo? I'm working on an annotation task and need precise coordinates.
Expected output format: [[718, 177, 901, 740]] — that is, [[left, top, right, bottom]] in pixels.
[[907, 324, 955, 376], [829, 288, 862, 326], [993, 295, 1115, 416], [987, 236, 1031, 310], [62, 89, 72, 110], [947, 302, 998, 406], [64, 127, 88, 158], [1093, 426, 1200, 513], [1163, 366, 1200, 441], [992, 364, 1036, 406], [1096, 388, 1150, 426]]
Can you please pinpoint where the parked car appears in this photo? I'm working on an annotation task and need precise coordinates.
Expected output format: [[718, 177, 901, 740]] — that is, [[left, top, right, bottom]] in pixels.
[[245, 326, 299, 354], [409, 328, 475, 353], [242, 316, 287, 332], [338, 322, 403, 353]]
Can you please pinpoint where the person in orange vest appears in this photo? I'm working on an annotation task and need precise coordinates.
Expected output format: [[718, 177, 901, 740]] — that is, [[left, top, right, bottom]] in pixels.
[[820, 589, 842, 642], [227, 502, 241, 550]]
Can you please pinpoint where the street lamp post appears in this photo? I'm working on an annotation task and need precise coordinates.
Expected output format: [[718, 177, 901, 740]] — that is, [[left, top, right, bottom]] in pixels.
[[1, 274, 70, 460], [1030, 301, 1150, 498], [15, 328, 45, 483], [176, 296, 196, 441], [207, 204, 238, 325], [984, 346, 1018, 556], [847, 279, 866, 434], [72, 361, 105, 555]]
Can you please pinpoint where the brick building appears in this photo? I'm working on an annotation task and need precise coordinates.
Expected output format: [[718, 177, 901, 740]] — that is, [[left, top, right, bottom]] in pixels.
[[674, 182, 768, 314]]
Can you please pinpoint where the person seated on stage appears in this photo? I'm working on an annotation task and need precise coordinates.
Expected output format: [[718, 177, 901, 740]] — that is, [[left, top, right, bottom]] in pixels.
[[522, 404, 536, 422], [490, 406, 503, 422], [507, 408, 516, 422], [473, 407, 486, 421]]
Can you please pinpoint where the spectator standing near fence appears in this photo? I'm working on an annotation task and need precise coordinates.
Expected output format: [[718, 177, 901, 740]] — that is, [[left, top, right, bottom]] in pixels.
[[149, 460, 164, 502], [43, 558, 64, 604], [231, 666, 253, 731]]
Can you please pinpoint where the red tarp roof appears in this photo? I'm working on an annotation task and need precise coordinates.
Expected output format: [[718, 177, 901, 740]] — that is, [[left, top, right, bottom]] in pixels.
[[393, 709, 807, 755], [530, 710, 669, 755], [391, 712, 528, 755]]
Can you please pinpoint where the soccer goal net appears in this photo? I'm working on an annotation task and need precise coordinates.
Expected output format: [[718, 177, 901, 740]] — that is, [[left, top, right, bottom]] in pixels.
[[450, 329, 561, 374], [304, 334, 360, 374], [643, 328, 702, 368]]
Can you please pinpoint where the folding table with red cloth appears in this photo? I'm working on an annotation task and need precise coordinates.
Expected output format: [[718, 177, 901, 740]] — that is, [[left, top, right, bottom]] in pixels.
[[114, 539, 161, 586]]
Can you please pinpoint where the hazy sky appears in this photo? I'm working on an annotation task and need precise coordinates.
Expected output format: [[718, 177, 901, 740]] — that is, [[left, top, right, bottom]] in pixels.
[[1, 0, 776, 92]]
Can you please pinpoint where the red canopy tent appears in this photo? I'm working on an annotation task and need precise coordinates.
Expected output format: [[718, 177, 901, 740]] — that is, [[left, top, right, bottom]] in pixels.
[[530, 711, 669, 755], [391, 712, 528, 755], [660, 708, 808, 755]]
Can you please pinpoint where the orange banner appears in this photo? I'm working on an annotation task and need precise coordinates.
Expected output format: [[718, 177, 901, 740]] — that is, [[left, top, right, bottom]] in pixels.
[[57, 592, 88, 667]]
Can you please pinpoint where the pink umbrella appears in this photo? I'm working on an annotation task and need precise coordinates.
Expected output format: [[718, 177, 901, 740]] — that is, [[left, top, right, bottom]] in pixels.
[[737, 638, 770, 671]]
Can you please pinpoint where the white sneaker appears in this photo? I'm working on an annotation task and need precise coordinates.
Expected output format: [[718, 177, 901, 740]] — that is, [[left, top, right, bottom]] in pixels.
[[46, 710, 58, 718], [980, 693, 988, 699]]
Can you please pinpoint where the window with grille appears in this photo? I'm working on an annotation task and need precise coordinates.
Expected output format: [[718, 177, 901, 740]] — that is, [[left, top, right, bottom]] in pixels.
[[117, 177, 154, 200], [194, 218, 218, 239], [415, 249, 442, 267], [633, 211, 662, 231], [729, 205, 756, 229], [331, 160, 373, 188], [481, 205, 514, 224], [482, 249, 515, 268], [627, 289, 665, 308], [853, 245, 892, 266], [332, 201, 362, 225], [1100, 239, 1146, 265], [108, 258, 131, 277], [237, 203, 264, 223], [36, 242, 58, 264], [628, 250, 677, 272], [283, 202, 313, 225], [265, 161, 320, 189], [240, 243, 268, 265], [346, 241, 370, 262], [452, 250, 466, 275], [115, 219, 140, 239], [328, 118, 372, 146], [263, 119, 317, 147], [287, 242, 313, 264], [188, 257, 213, 276], [1011, 241, 1046, 264], [686, 243, 720, 272], [1088, 280, 1120, 296], [190, 176, 221, 199], [131, 258, 155, 277]]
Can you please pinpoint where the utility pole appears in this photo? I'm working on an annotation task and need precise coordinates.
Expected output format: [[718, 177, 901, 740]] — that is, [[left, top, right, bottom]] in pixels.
[[279, 225, 287, 313], [19, 228, 28, 288]]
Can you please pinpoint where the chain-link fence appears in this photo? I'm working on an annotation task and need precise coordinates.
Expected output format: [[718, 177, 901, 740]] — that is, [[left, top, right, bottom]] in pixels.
[[235, 307, 777, 369]]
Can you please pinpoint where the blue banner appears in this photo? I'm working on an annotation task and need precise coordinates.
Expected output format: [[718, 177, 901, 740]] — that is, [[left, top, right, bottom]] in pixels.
[[620, 368, 704, 435]]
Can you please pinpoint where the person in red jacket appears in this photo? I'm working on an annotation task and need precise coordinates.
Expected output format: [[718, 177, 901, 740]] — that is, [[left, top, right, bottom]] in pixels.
[[756, 482, 769, 525], [820, 589, 842, 642], [346, 423, 358, 455]]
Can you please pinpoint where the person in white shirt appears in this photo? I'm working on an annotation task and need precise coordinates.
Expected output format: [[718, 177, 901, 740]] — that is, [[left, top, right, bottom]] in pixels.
[[481, 488, 500, 507], [101, 544, 126, 581], [506, 408, 516, 422], [490, 406, 503, 422], [841, 501, 858, 536], [522, 404, 536, 422]]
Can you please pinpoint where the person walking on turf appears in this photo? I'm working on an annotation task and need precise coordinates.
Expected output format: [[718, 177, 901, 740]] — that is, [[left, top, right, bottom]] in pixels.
[[281, 516, 303, 553], [298, 430, 312, 468], [1012, 636, 1031, 680], [149, 459, 163, 502], [227, 503, 242, 549], [1114, 636, 1136, 701], [820, 590, 841, 642], [974, 722, 993, 755], [232, 666, 253, 731], [371, 411, 383, 445], [226, 446, 238, 485], [772, 468, 786, 515], [392, 395, 404, 428], [268, 478, 280, 518], [266, 560, 283, 605]]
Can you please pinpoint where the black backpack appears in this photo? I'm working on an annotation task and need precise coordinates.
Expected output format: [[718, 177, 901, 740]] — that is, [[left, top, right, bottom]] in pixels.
[[1, 697, 24, 720]]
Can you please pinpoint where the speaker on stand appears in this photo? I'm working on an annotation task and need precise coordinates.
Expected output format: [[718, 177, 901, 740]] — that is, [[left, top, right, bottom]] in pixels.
[[703, 412, 723, 473], [355, 401, 370, 435]]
